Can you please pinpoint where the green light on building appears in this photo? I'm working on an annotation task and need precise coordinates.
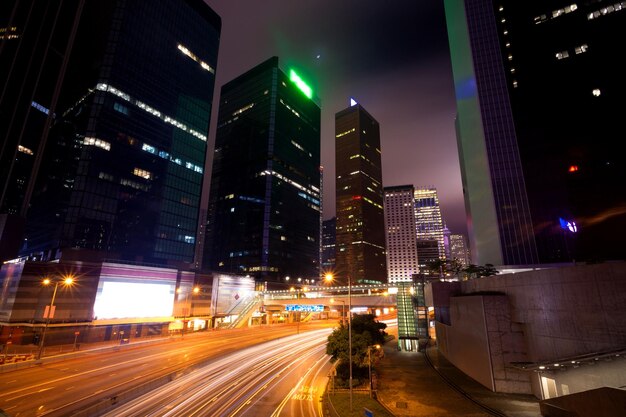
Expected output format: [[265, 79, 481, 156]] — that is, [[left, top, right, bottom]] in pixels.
[[289, 69, 313, 99]]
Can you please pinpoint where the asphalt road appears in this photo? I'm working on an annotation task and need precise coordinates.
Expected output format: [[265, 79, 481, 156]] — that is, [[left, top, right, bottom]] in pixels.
[[105, 328, 333, 417], [0, 322, 336, 417]]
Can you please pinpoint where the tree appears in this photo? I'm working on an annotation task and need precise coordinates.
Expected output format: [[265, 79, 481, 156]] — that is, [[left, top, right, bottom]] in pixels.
[[426, 259, 447, 277], [326, 314, 387, 381], [448, 258, 465, 280], [463, 263, 500, 279], [480, 263, 499, 277]]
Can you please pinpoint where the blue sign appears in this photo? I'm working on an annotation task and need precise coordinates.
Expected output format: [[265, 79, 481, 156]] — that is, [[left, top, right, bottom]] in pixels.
[[364, 408, 374, 417], [285, 304, 324, 312]]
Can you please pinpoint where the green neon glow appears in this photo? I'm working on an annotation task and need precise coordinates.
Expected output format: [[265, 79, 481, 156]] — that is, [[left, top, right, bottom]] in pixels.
[[289, 69, 313, 99]]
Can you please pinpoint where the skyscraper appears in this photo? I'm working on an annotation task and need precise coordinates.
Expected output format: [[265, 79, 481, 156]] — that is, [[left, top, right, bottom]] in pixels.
[[450, 234, 470, 267], [204, 57, 321, 287], [321, 217, 336, 274], [384, 185, 419, 283], [335, 102, 386, 285], [1, 0, 221, 265], [414, 187, 446, 265], [445, 0, 626, 264]]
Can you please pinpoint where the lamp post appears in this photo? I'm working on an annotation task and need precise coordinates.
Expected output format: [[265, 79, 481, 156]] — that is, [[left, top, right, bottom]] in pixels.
[[177, 286, 199, 338], [37, 276, 74, 360], [368, 344, 381, 398], [327, 273, 353, 412], [348, 274, 353, 413]]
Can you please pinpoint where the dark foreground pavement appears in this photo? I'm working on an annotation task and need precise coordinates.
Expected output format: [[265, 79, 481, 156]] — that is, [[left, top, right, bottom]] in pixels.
[[376, 331, 541, 417]]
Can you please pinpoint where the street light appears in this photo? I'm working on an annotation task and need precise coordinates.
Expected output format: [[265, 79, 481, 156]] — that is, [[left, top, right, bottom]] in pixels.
[[348, 274, 353, 413], [37, 276, 74, 360], [368, 344, 381, 398], [326, 272, 353, 412], [177, 286, 200, 338]]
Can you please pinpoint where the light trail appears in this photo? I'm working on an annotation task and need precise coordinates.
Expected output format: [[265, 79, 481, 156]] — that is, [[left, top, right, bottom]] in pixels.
[[104, 329, 332, 417]]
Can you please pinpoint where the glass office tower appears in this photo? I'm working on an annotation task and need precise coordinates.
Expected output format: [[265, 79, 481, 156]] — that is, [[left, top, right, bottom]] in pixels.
[[335, 103, 387, 285], [205, 57, 321, 286], [445, 0, 626, 264], [6, 0, 221, 264]]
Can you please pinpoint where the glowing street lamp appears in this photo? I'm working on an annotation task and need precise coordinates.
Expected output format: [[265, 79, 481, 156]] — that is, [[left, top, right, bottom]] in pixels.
[[37, 276, 74, 360], [325, 272, 353, 411]]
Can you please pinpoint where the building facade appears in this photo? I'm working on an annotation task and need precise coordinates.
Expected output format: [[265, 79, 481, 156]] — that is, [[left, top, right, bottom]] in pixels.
[[414, 187, 446, 265], [450, 234, 470, 267], [445, 0, 626, 265], [321, 217, 336, 274], [384, 185, 419, 283], [335, 103, 386, 285], [204, 57, 321, 287], [2, 0, 221, 266]]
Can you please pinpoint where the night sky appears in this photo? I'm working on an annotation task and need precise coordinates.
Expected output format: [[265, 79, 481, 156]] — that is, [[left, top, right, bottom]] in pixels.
[[204, 1, 466, 235]]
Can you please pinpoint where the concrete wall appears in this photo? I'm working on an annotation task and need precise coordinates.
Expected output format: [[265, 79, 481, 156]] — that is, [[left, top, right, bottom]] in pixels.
[[461, 263, 626, 362], [436, 295, 495, 390], [430, 263, 626, 397], [436, 294, 532, 394]]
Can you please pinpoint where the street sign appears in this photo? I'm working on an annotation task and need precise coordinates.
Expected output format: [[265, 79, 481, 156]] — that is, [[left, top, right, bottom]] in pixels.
[[364, 408, 374, 417]]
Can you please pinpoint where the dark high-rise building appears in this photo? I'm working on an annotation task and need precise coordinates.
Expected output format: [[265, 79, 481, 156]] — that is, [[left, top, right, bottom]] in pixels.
[[335, 102, 386, 284], [445, 0, 626, 265], [204, 57, 321, 287], [1, 0, 221, 265], [321, 217, 336, 273]]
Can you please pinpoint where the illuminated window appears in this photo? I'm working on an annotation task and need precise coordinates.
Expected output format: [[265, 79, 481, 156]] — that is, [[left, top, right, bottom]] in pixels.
[[574, 44, 588, 54], [291, 140, 306, 152], [336, 128, 356, 138], [587, 1, 625, 19], [279, 99, 301, 118], [31, 101, 50, 115], [133, 168, 152, 180], [555, 51, 570, 60], [141, 143, 202, 174], [113, 102, 129, 115], [96, 84, 206, 141], [84, 137, 111, 151], [281, 236, 287, 241], [177, 44, 215, 74], [0, 26, 19, 40], [18, 145, 34, 155], [233, 103, 254, 116], [99, 172, 114, 181], [120, 178, 148, 191]]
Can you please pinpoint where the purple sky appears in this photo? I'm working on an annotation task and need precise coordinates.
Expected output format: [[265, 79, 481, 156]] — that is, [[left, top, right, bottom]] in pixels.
[[204, 1, 467, 235]]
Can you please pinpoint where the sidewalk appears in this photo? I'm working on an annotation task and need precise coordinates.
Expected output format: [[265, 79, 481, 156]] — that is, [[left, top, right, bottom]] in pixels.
[[375, 331, 541, 417]]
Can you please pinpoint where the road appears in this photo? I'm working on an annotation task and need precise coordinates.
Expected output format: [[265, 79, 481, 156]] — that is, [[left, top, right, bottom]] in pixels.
[[105, 328, 333, 417], [0, 322, 335, 417]]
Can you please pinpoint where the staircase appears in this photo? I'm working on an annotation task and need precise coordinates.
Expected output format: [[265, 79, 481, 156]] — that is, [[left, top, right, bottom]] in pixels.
[[226, 295, 262, 329]]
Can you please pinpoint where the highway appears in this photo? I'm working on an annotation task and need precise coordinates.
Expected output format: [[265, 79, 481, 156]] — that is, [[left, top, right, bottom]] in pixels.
[[0, 322, 335, 417], [105, 328, 332, 417]]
